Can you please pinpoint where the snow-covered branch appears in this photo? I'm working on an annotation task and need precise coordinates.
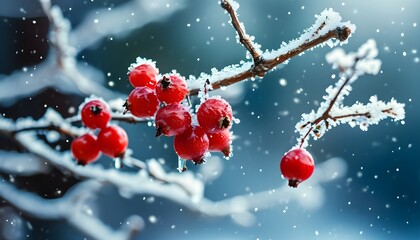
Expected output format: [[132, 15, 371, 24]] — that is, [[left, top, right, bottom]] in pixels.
[[0, 178, 144, 240], [1, 128, 347, 231], [296, 39, 405, 148], [187, 3, 355, 95], [70, 0, 185, 52], [0, 0, 185, 106]]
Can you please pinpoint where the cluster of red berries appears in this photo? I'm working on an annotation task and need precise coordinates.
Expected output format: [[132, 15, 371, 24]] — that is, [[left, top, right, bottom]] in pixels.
[[124, 61, 233, 164], [280, 148, 315, 188], [71, 99, 129, 165], [70, 60, 315, 188]]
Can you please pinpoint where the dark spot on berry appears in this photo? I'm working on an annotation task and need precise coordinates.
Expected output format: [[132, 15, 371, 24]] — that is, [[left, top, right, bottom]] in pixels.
[[90, 105, 102, 115], [155, 125, 163, 137], [220, 117, 231, 129], [76, 161, 87, 166], [161, 76, 171, 89], [193, 157, 206, 165], [221, 147, 231, 157], [122, 99, 130, 114], [288, 179, 300, 188]]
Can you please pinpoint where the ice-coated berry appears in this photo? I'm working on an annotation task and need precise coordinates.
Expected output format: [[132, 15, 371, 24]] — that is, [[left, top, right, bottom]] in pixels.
[[71, 133, 101, 165], [155, 74, 189, 104], [207, 129, 231, 157], [280, 148, 315, 188], [197, 97, 233, 133], [128, 63, 159, 89], [155, 103, 192, 137], [124, 86, 159, 118], [174, 125, 209, 164], [81, 99, 111, 129], [97, 125, 129, 158]]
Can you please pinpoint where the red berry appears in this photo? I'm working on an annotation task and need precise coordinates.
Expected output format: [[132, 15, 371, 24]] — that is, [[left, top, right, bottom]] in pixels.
[[208, 129, 232, 157], [97, 125, 129, 158], [71, 133, 101, 165], [128, 63, 159, 89], [155, 103, 192, 137], [124, 87, 159, 118], [155, 74, 189, 104], [197, 97, 233, 133], [174, 125, 209, 164], [280, 148, 315, 188], [81, 99, 111, 129]]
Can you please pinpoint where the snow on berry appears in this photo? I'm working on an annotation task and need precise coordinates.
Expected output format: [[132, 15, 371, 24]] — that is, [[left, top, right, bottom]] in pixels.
[[197, 97, 233, 133], [128, 63, 159, 89], [155, 74, 189, 104], [71, 133, 101, 165], [155, 103, 192, 137], [207, 129, 232, 157], [173, 125, 209, 164], [97, 125, 129, 158], [280, 148, 315, 188], [124, 86, 159, 118], [81, 99, 111, 130]]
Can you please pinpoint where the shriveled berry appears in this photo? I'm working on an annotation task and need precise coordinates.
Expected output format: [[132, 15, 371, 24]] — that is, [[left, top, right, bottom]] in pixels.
[[128, 63, 159, 89], [280, 148, 315, 188], [155, 74, 189, 104], [124, 86, 159, 118], [155, 103, 192, 137], [174, 125, 209, 163], [71, 133, 101, 165], [208, 129, 232, 157], [97, 125, 129, 158], [197, 97, 233, 133], [81, 99, 111, 129]]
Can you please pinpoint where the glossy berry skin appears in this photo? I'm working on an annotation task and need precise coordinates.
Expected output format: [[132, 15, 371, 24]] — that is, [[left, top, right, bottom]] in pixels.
[[155, 74, 189, 104], [128, 63, 159, 89], [81, 100, 111, 129], [71, 133, 101, 165], [155, 103, 192, 137], [208, 129, 231, 157], [197, 98, 233, 133], [97, 125, 129, 158], [280, 148, 315, 188], [174, 125, 209, 164], [125, 87, 159, 118]]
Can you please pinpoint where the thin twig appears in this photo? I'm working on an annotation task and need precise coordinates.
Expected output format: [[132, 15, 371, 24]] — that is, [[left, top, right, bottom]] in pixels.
[[221, 0, 262, 64]]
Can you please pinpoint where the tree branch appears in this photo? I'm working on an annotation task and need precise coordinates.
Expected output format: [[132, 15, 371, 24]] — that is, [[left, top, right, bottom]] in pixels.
[[188, 5, 354, 96], [221, 0, 262, 64], [296, 40, 405, 148]]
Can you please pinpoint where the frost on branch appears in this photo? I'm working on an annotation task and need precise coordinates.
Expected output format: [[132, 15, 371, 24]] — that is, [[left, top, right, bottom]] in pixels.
[[187, 4, 355, 95], [0, 178, 144, 240], [296, 39, 405, 148], [263, 8, 356, 61], [0, 0, 184, 105]]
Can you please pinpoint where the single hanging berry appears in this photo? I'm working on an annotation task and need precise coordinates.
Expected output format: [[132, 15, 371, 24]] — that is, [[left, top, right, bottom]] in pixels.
[[174, 125, 209, 164], [81, 99, 111, 129], [71, 133, 101, 165], [128, 63, 159, 89], [207, 129, 232, 157], [97, 125, 129, 158], [155, 103, 192, 137], [197, 97, 233, 133], [280, 148, 315, 188], [155, 74, 189, 104], [124, 86, 159, 118]]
